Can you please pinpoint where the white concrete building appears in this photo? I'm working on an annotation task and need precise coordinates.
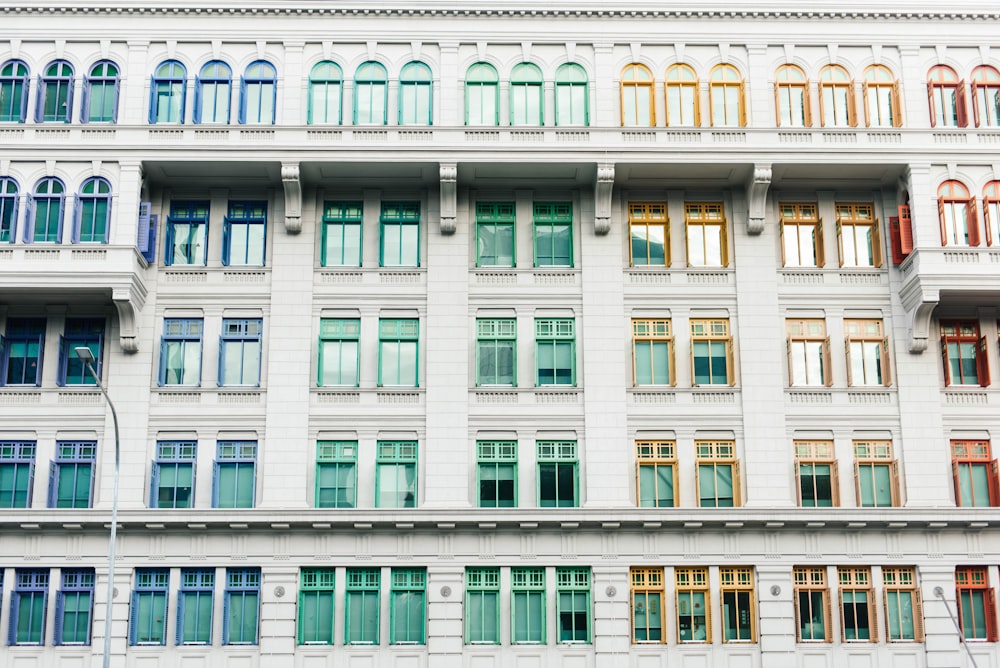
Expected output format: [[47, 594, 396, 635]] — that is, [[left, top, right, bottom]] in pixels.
[[0, 1, 999, 666]]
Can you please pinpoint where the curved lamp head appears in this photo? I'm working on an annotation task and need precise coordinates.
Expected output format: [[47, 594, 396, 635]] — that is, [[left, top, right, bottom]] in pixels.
[[74, 347, 96, 364]]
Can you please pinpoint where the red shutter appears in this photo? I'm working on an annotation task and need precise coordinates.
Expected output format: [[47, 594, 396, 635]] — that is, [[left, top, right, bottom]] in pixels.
[[971, 80, 982, 127], [985, 199, 995, 246], [938, 199, 948, 246], [967, 199, 980, 247], [942, 341, 952, 387], [927, 83, 937, 127], [978, 336, 991, 387], [990, 459, 1000, 506], [898, 205, 913, 256], [987, 589, 998, 641], [956, 82, 969, 127], [952, 461, 963, 506]]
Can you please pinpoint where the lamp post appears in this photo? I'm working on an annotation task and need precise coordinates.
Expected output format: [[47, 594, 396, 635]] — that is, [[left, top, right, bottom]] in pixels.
[[75, 346, 120, 668]]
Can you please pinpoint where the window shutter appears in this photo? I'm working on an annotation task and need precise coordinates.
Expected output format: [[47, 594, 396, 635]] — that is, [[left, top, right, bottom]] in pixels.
[[87, 462, 95, 507], [836, 219, 844, 267], [926, 83, 937, 127], [8, 592, 19, 644], [911, 590, 925, 642], [823, 337, 833, 387], [157, 336, 168, 386], [818, 84, 827, 128], [18, 76, 29, 122], [721, 222, 729, 268], [221, 218, 231, 266], [779, 218, 787, 265], [977, 336, 991, 387], [56, 334, 67, 387], [844, 338, 854, 386], [193, 76, 202, 123], [149, 461, 159, 508], [967, 199, 980, 247], [217, 336, 226, 386], [34, 75, 45, 123], [47, 461, 58, 507], [986, 200, 995, 247], [111, 79, 121, 123], [881, 338, 892, 387], [80, 76, 91, 125], [786, 339, 795, 386], [867, 592, 879, 643], [803, 83, 813, 127], [34, 330, 44, 387], [71, 196, 81, 244], [738, 81, 747, 127], [53, 592, 64, 644], [148, 76, 157, 124], [831, 461, 841, 506], [872, 217, 883, 267], [732, 460, 741, 506], [889, 461, 900, 506], [889, 217, 903, 264], [972, 80, 982, 127], [815, 218, 825, 267], [956, 81, 969, 127], [175, 594, 184, 644], [793, 588, 803, 641], [794, 463, 804, 505], [941, 339, 952, 387], [853, 462, 863, 505], [898, 205, 913, 256], [64, 78, 74, 124], [822, 591, 833, 643], [23, 194, 35, 244], [891, 81, 903, 127], [211, 462, 220, 507], [987, 589, 998, 641], [848, 82, 858, 127], [143, 214, 158, 264], [128, 592, 139, 644], [773, 83, 782, 126], [938, 199, 948, 246], [989, 459, 1000, 506], [163, 217, 174, 265], [952, 461, 964, 506], [726, 338, 735, 387], [862, 80, 872, 127], [238, 78, 248, 124]]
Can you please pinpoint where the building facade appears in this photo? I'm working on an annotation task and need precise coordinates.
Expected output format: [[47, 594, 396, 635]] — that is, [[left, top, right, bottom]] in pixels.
[[0, 1, 999, 667]]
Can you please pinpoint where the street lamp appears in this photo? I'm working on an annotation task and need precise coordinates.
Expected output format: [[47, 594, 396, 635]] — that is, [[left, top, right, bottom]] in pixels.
[[75, 346, 120, 668]]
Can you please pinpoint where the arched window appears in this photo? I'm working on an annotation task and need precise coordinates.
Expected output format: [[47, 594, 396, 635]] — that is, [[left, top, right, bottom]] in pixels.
[[83, 61, 119, 123], [938, 181, 976, 246], [818, 65, 854, 127], [240, 61, 276, 124], [37, 60, 74, 123], [510, 62, 543, 126], [74, 177, 112, 243], [983, 181, 1000, 246], [709, 65, 745, 127], [398, 61, 432, 126], [0, 60, 30, 123], [27, 177, 65, 243], [863, 65, 901, 128], [665, 63, 699, 126], [308, 61, 343, 125], [149, 60, 186, 124], [465, 62, 498, 126], [775, 64, 809, 127], [195, 61, 232, 124], [0, 177, 18, 242], [554, 63, 588, 126], [352, 61, 387, 125], [927, 65, 966, 128], [620, 64, 654, 126], [971, 65, 1000, 128]]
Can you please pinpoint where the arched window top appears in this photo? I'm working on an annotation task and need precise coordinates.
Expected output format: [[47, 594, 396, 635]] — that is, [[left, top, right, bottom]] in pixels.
[[155, 60, 186, 79], [556, 63, 587, 83], [819, 65, 850, 82], [0, 176, 18, 194], [511, 62, 542, 83], [200, 60, 231, 79], [929, 65, 959, 83], [938, 180, 970, 199], [310, 61, 342, 82], [622, 64, 653, 82], [44, 60, 74, 78], [1, 59, 29, 78], [864, 64, 894, 83], [984, 180, 1000, 199], [88, 60, 118, 78], [355, 61, 387, 82], [34, 177, 65, 196], [972, 65, 1000, 84], [666, 63, 697, 82], [400, 61, 431, 82], [245, 61, 276, 80], [466, 62, 498, 83], [80, 177, 111, 195], [710, 64, 742, 82], [776, 64, 806, 82]]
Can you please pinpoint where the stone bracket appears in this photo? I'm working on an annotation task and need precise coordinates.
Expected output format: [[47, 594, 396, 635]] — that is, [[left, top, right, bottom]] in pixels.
[[112, 286, 143, 354], [594, 163, 615, 235], [906, 294, 938, 354], [281, 162, 302, 234], [745, 163, 772, 235], [439, 163, 457, 235]]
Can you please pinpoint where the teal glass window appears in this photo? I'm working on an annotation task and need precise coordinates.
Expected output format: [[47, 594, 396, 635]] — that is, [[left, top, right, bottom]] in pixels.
[[219, 318, 262, 387], [56, 569, 94, 645], [165, 200, 209, 266], [83, 61, 119, 123], [37, 60, 74, 123], [0, 60, 29, 123], [629, 202, 669, 266], [177, 568, 214, 645], [555, 63, 588, 126], [720, 567, 756, 642], [839, 568, 873, 641], [941, 321, 987, 387], [345, 568, 380, 644], [308, 61, 342, 124], [952, 441, 997, 507], [390, 568, 426, 644], [477, 440, 516, 508], [321, 201, 363, 267], [853, 441, 896, 507], [195, 60, 231, 124], [379, 201, 420, 267], [48, 440, 96, 508], [535, 318, 575, 386], [533, 202, 573, 267], [511, 567, 545, 644], [149, 60, 186, 124], [676, 568, 710, 642], [537, 440, 578, 508], [29, 177, 65, 243], [884, 569, 919, 641], [0, 177, 18, 242], [556, 567, 591, 643], [636, 441, 675, 508], [11, 569, 48, 645], [632, 319, 673, 386], [213, 441, 256, 508], [74, 177, 112, 243], [0, 441, 36, 508], [477, 318, 516, 386], [224, 568, 260, 645], [465, 62, 499, 125], [630, 567, 664, 642], [690, 319, 732, 386], [151, 440, 196, 509], [399, 61, 432, 125], [223, 201, 266, 266], [376, 440, 417, 508], [696, 441, 738, 508], [466, 568, 500, 644], [3, 317, 46, 386], [158, 318, 203, 386], [318, 318, 361, 387], [510, 62, 543, 125], [476, 202, 515, 267], [353, 61, 388, 125], [315, 441, 357, 508], [378, 318, 419, 387], [239, 61, 276, 125], [298, 568, 336, 644], [129, 568, 169, 645]]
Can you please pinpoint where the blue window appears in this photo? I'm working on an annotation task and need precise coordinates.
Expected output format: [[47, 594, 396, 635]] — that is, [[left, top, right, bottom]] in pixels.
[[150, 441, 196, 508], [0, 59, 30, 122], [36, 60, 74, 123], [399, 61, 432, 125], [58, 317, 104, 386], [195, 60, 232, 124], [82, 61, 119, 123], [177, 568, 214, 645], [129, 568, 169, 645], [10, 569, 48, 645], [239, 61, 276, 124], [0, 441, 36, 508], [213, 441, 256, 508], [27, 177, 66, 243], [308, 61, 342, 124], [2, 317, 45, 386], [149, 60, 186, 124], [0, 176, 20, 243], [380, 201, 420, 267], [224, 568, 260, 645], [353, 61, 388, 125], [158, 318, 203, 386], [165, 200, 208, 265], [55, 569, 94, 645], [222, 200, 266, 266], [48, 440, 96, 508], [219, 318, 262, 386], [465, 62, 499, 126], [73, 177, 112, 243]]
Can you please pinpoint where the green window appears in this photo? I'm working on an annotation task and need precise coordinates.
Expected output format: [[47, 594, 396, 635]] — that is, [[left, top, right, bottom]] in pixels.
[[307, 61, 342, 125], [0, 60, 29, 123], [696, 441, 738, 508], [224, 568, 260, 645], [477, 440, 516, 508], [31, 177, 65, 243], [378, 318, 419, 387], [556, 567, 591, 643], [345, 568, 380, 644], [854, 441, 896, 508], [533, 202, 573, 267], [676, 568, 710, 642], [465, 62, 499, 125], [129, 568, 169, 645], [298, 568, 335, 645], [955, 461, 993, 507], [555, 63, 589, 126], [794, 566, 829, 642], [466, 568, 500, 644], [0, 441, 35, 508], [39, 61, 73, 123], [633, 319, 673, 386], [399, 61, 432, 126], [151, 440, 196, 509], [799, 463, 834, 507], [691, 319, 733, 386], [390, 568, 426, 644], [510, 62, 543, 126], [219, 318, 262, 387], [177, 568, 214, 645], [636, 441, 675, 508], [631, 568, 664, 643], [316, 441, 357, 508], [12, 569, 48, 645], [380, 201, 420, 267], [321, 201, 363, 267], [353, 61, 388, 125], [56, 569, 94, 645], [537, 440, 578, 508], [476, 202, 515, 267], [511, 567, 545, 643], [213, 441, 256, 508], [75, 177, 112, 243], [477, 318, 516, 386], [0, 177, 18, 242], [535, 318, 575, 386], [85, 61, 119, 123], [318, 318, 360, 387], [49, 440, 95, 508], [720, 567, 756, 642], [886, 590, 916, 640], [376, 440, 417, 508]]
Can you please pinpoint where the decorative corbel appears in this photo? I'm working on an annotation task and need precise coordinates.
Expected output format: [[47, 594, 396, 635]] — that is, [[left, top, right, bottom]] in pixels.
[[112, 286, 144, 354], [594, 163, 615, 235], [745, 163, 772, 235], [906, 297, 937, 354], [439, 163, 458, 235], [281, 163, 302, 234]]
